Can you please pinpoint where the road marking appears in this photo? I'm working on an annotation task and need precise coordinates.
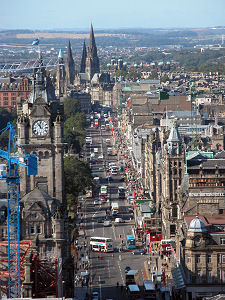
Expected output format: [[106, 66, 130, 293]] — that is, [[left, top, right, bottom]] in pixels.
[[99, 275, 102, 300], [108, 259, 111, 279], [112, 224, 116, 240], [117, 261, 125, 286]]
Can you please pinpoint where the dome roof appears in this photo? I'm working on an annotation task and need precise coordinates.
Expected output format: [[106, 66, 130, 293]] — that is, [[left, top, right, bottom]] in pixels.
[[188, 216, 207, 233]]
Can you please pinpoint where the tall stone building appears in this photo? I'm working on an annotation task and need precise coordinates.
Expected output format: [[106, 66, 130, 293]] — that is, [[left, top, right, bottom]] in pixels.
[[17, 55, 65, 203], [85, 24, 100, 79], [56, 49, 66, 98], [80, 40, 87, 73], [65, 40, 75, 86]]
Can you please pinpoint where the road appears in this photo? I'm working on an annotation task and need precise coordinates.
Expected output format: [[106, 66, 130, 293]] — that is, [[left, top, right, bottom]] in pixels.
[[75, 121, 149, 300]]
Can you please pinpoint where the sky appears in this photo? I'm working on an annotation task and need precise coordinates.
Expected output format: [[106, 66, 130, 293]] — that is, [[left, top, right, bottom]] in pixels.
[[1, 0, 225, 30]]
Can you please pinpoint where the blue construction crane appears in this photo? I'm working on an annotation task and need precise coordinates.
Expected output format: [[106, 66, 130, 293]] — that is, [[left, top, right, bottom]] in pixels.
[[0, 122, 37, 298]]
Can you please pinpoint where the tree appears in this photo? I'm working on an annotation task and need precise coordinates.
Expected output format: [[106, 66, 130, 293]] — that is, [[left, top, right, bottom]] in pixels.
[[0, 108, 17, 148], [64, 156, 94, 198], [64, 113, 87, 153], [63, 97, 81, 119]]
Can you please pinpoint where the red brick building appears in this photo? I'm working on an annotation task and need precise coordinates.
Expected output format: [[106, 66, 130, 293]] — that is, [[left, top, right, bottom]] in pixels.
[[0, 75, 31, 111]]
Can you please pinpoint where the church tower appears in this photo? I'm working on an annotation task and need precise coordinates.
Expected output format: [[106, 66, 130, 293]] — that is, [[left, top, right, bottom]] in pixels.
[[65, 40, 75, 86], [56, 49, 66, 98], [85, 24, 100, 79], [80, 40, 87, 73], [17, 58, 65, 204]]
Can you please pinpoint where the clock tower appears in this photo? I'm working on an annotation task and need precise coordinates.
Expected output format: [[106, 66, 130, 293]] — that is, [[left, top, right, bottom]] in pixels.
[[17, 56, 65, 203]]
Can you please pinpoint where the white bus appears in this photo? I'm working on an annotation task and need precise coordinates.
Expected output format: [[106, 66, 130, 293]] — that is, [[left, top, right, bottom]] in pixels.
[[90, 237, 113, 252]]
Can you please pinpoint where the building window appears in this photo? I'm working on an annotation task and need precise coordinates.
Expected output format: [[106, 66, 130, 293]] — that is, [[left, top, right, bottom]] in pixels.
[[196, 255, 200, 264], [196, 270, 201, 283], [208, 270, 212, 283], [220, 238, 225, 245], [36, 224, 41, 234], [222, 255, 225, 263], [30, 225, 35, 234], [47, 245, 52, 252], [187, 256, 191, 263], [170, 224, 176, 235], [207, 255, 211, 263]]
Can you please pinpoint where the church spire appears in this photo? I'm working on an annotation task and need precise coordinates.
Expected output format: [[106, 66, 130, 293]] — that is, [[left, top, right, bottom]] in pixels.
[[80, 40, 87, 73], [65, 40, 75, 86], [88, 23, 97, 51], [85, 24, 100, 79]]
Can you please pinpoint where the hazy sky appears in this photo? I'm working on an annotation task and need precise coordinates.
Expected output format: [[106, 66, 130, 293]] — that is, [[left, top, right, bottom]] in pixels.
[[1, 0, 225, 30]]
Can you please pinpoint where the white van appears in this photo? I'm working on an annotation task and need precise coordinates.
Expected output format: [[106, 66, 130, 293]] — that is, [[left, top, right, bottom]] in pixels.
[[115, 218, 125, 224]]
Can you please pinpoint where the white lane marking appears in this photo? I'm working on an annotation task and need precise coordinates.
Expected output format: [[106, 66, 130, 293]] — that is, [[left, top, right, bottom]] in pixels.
[[117, 261, 125, 286], [99, 275, 102, 300], [108, 259, 111, 279], [92, 204, 101, 218], [112, 224, 116, 240]]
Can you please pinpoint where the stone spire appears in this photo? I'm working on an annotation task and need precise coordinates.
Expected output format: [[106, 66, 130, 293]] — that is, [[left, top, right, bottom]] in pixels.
[[88, 23, 97, 53], [85, 24, 100, 79], [167, 124, 181, 155], [65, 40, 75, 86], [80, 40, 87, 73], [56, 49, 66, 97]]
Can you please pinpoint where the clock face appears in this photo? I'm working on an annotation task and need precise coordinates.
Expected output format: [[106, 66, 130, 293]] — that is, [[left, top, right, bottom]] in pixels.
[[32, 120, 48, 136]]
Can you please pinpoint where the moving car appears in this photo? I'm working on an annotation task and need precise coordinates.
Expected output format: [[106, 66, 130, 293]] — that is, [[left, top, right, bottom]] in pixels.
[[92, 291, 99, 300], [103, 220, 111, 227], [132, 249, 146, 255], [115, 217, 125, 223]]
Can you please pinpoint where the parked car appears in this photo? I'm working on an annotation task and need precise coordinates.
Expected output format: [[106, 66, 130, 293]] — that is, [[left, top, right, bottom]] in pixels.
[[125, 266, 131, 273]]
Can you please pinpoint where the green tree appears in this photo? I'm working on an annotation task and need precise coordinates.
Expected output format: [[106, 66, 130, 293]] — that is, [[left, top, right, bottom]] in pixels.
[[64, 156, 94, 198], [63, 97, 81, 119], [0, 108, 17, 148], [64, 113, 87, 153]]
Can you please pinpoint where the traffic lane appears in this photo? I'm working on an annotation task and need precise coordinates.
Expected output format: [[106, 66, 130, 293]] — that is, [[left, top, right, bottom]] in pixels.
[[90, 251, 128, 300]]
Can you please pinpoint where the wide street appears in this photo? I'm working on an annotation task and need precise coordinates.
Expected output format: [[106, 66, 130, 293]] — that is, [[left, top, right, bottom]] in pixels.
[[74, 118, 149, 300]]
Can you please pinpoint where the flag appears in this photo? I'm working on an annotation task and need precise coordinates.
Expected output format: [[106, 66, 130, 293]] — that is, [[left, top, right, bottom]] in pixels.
[[32, 38, 39, 46]]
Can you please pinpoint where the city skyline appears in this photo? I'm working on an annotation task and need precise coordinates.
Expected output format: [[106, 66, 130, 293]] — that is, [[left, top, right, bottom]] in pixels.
[[1, 0, 225, 30]]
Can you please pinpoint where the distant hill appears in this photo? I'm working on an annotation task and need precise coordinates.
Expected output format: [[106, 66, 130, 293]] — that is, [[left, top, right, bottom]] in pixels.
[[0, 27, 225, 48]]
